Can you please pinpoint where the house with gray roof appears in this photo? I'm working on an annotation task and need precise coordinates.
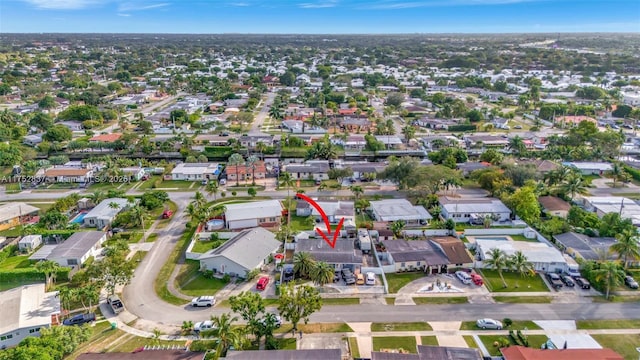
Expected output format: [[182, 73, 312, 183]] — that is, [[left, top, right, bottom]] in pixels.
[[198, 228, 280, 277], [553, 232, 618, 262], [296, 200, 355, 224], [294, 237, 363, 270], [284, 160, 330, 181], [83, 198, 130, 229], [46, 231, 107, 267], [439, 196, 511, 223], [224, 200, 283, 230], [381, 240, 450, 274], [369, 199, 432, 226], [0, 283, 61, 348], [226, 349, 341, 360]]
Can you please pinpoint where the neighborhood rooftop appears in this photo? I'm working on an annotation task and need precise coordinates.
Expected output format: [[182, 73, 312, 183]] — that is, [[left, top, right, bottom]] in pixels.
[[0, 202, 39, 223], [369, 199, 432, 222], [198, 227, 281, 271], [47, 231, 106, 260], [0, 284, 60, 337], [224, 200, 283, 222]]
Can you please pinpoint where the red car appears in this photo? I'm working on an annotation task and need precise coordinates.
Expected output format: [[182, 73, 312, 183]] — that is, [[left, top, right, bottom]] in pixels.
[[256, 276, 269, 291], [471, 273, 484, 286], [162, 210, 173, 219]]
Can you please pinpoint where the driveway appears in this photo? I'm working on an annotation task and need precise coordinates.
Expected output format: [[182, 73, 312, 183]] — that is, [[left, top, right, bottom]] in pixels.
[[249, 92, 276, 135]]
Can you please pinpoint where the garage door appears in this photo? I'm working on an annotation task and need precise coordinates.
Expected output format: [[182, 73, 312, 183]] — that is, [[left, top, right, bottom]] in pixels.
[[229, 219, 258, 229]]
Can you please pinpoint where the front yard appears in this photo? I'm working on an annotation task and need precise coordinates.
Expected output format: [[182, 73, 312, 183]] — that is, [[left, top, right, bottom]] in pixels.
[[371, 322, 432, 332], [478, 269, 550, 292], [591, 334, 640, 359], [460, 320, 541, 330], [385, 272, 425, 293], [372, 336, 417, 353], [178, 273, 227, 297]]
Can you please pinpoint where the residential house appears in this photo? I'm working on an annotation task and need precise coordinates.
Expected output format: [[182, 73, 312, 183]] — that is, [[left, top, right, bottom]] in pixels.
[[556, 115, 597, 127], [226, 349, 341, 360], [332, 135, 367, 150], [430, 237, 474, 269], [23, 134, 43, 147], [375, 135, 403, 149], [18, 235, 42, 252], [43, 167, 94, 183], [57, 121, 83, 131], [284, 161, 330, 181], [89, 133, 122, 143], [0, 284, 61, 348], [501, 346, 623, 360], [194, 135, 230, 146], [294, 236, 363, 271], [581, 196, 640, 225], [170, 163, 222, 181], [492, 117, 510, 129], [339, 116, 371, 132], [225, 161, 267, 183], [238, 135, 275, 150], [46, 231, 107, 267], [464, 135, 509, 150], [121, 167, 145, 181], [439, 196, 511, 223], [563, 162, 613, 175], [83, 198, 129, 229], [415, 117, 459, 130], [475, 239, 567, 272], [457, 162, 490, 177], [369, 199, 432, 227], [0, 202, 39, 231], [198, 228, 280, 276], [77, 350, 205, 360], [224, 200, 283, 230], [371, 345, 482, 360], [344, 161, 387, 180], [382, 240, 449, 273], [538, 196, 571, 218], [296, 200, 355, 224], [553, 232, 618, 261]]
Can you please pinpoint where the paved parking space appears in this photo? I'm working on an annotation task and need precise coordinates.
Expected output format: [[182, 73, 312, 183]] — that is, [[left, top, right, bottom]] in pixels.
[[397, 273, 489, 296]]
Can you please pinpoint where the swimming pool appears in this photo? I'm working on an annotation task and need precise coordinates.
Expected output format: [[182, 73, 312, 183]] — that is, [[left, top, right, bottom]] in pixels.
[[70, 212, 87, 224], [473, 236, 509, 241], [206, 219, 224, 231]]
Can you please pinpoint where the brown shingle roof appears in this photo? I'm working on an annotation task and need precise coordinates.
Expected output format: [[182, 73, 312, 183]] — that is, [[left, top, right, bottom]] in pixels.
[[89, 133, 122, 143], [501, 346, 624, 360], [44, 168, 91, 177], [430, 237, 473, 264], [538, 196, 571, 212], [76, 350, 205, 360]]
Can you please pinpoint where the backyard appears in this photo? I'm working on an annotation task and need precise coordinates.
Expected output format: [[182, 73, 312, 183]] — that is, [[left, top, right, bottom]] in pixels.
[[478, 269, 549, 292]]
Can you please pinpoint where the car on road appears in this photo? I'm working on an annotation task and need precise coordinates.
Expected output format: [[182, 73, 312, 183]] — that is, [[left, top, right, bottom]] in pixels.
[[546, 273, 564, 289], [624, 275, 639, 289], [574, 277, 591, 289], [259, 314, 282, 328], [561, 275, 575, 287], [63, 313, 96, 326], [194, 320, 216, 333], [476, 318, 503, 330], [191, 295, 216, 307], [455, 270, 472, 285], [219, 179, 227, 185], [162, 209, 173, 219], [256, 276, 269, 291]]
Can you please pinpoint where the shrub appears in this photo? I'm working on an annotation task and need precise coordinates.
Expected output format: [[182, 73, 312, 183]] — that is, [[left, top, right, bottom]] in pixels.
[[503, 318, 513, 327], [190, 340, 217, 352], [222, 274, 231, 283]]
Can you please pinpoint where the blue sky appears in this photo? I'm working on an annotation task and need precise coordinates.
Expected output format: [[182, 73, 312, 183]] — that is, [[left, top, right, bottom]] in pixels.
[[1, 0, 639, 33]]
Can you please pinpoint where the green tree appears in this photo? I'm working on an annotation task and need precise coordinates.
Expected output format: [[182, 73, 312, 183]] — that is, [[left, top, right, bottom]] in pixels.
[[507, 184, 540, 225], [35, 260, 61, 289], [206, 180, 219, 200], [228, 153, 244, 186], [349, 185, 364, 201], [43, 125, 73, 142], [508, 251, 534, 277], [293, 251, 316, 279], [280, 171, 296, 239], [484, 248, 509, 288], [611, 228, 640, 270], [229, 291, 266, 342], [479, 149, 503, 166], [39, 210, 69, 230], [38, 95, 57, 109], [277, 283, 322, 331], [208, 313, 246, 357], [247, 187, 257, 197], [29, 112, 54, 130], [391, 220, 405, 238], [310, 261, 334, 286], [87, 250, 135, 295], [401, 125, 416, 142], [593, 261, 625, 300]]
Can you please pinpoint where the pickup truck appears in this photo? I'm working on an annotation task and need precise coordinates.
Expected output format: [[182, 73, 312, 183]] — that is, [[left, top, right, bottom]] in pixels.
[[107, 295, 124, 314], [63, 313, 96, 326], [546, 273, 564, 289]]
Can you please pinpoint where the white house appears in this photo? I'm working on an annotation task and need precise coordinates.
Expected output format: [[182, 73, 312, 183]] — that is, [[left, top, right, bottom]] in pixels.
[[563, 162, 613, 175], [18, 235, 42, 252], [224, 200, 283, 230], [369, 199, 432, 226], [83, 198, 129, 229], [170, 162, 221, 181], [475, 239, 567, 273], [121, 167, 146, 181], [0, 283, 61, 348], [198, 228, 280, 276], [439, 196, 511, 223], [284, 161, 330, 181], [46, 231, 107, 267], [581, 196, 640, 225]]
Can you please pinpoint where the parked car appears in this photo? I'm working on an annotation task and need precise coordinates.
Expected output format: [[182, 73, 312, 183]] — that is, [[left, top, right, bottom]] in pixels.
[[345, 276, 356, 285], [546, 273, 564, 289], [333, 271, 341, 283], [162, 209, 173, 219], [259, 314, 282, 328], [219, 179, 227, 185], [575, 277, 591, 289], [191, 295, 216, 307], [283, 268, 294, 282], [356, 273, 365, 285], [194, 320, 216, 333], [256, 276, 269, 291], [476, 318, 503, 330], [470, 273, 484, 286], [455, 270, 472, 285], [365, 272, 375, 285], [341, 268, 353, 280], [561, 275, 575, 287], [624, 275, 639, 289], [107, 295, 124, 314], [63, 313, 96, 326]]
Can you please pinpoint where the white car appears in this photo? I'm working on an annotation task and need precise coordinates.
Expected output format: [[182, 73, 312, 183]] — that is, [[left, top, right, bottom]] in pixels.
[[476, 318, 503, 330], [191, 295, 216, 307], [365, 272, 375, 285], [194, 320, 216, 333], [455, 270, 472, 285]]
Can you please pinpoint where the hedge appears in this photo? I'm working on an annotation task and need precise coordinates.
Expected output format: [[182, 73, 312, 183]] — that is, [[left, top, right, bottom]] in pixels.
[[0, 267, 70, 283], [623, 165, 640, 182], [447, 124, 477, 132]]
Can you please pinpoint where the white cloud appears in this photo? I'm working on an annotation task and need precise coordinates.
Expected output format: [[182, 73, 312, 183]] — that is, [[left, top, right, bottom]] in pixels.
[[21, 0, 107, 9], [118, 2, 169, 11], [229, 2, 250, 6], [364, 0, 547, 9], [117, 12, 131, 16], [299, 0, 338, 8]]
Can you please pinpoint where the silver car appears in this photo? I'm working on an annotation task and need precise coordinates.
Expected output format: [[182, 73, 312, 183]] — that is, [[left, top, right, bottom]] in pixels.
[[476, 318, 503, 330]]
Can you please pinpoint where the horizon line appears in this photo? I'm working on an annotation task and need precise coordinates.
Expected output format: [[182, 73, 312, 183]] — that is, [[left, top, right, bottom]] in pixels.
[[2, 31, 639, 35]]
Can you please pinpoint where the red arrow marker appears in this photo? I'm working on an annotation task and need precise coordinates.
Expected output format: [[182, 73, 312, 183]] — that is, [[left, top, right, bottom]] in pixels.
[[295, 193, 344, 249]]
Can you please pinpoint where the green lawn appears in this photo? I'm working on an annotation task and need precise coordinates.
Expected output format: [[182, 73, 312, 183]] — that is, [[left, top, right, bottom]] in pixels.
[[463, 335, 479, 348], [110, 335, 185, 352], [136, 176, 161, 191], [0, 255, 32, 270], [460, 320, 541, 330], [385, 272, 425, 293], [509, 235, 539, 242], [477, 335, 510, 356], [348, 337, 360, 358], [385, 297, 396, 305], [322, 298, 360, 305], [371, 322, 432, 332], [478, 269, 550, 292], [190, 239, 218, 253], [275, 323, 353, 334], [592, 334, 640, 360], [155, 227, 196, 306], [420, 336, 438, 346], [412, 297, 469, 305], [29, 202, 54, 212], [577, 319, 640, 329], [155, 180, 198, 190], [179, 274, 227, 297], [493, 296, 553, 304], [0, 226, 24, 237], [372, 336, 417, 353], [288, 215, 315, 232], [146, 233, 158, 242]]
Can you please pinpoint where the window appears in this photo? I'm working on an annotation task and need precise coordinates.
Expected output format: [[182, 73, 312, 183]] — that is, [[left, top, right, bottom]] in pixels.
[[416, 262, 420, 266], [67, 259, 78, 266], [0, 336, 5, 341], [268, 217, 276, 222], [401, 262, 405, 267]]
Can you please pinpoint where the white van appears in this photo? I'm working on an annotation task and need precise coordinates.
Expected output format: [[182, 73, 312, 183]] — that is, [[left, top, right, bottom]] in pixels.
[[455, 271, 472, 285], [365, 272, 375, 285]]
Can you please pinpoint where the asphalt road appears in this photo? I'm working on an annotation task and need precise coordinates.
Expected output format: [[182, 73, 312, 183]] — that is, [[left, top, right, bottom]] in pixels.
[[249, 91, 277, 135]]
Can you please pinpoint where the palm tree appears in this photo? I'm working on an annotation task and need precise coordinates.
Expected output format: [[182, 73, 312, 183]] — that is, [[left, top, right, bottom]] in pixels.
[[607, 163, 624, 189], [210, 313, 245, 357], [194, 191, 207, 209], [35, 260, 60, 289], [280, 172, 295, 240], [508, 251, 534, 277], [228, 153, 244, 186], [559, 174, 588, 201], [206, 180, 219, 200], [255, 141, 267, 159], [181, 321, 194, 336], [391, 220, 405, 238], [108, 201, 121, 210], [508, 136, 526, 157], [310, 261, 334, 286], [150, 328, 163, 346], [130, 204, 148, 231], [593, 261, 625, 300], [401, 125, 416, 142], [269, 106, 283, 121], [293, 251, 316, 279], [246, 155, 259, 186], [612, 228, 640, 270], [484, 248, 509, 288], [350, 185, 364, 201], [355, 198, 370, 215], [88, 191, 105, 206]]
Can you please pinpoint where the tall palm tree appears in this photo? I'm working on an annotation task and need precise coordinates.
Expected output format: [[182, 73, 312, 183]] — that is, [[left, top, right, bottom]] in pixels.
[[310, 261, 334, 286], [391, 220, 405, 238], [130, 204, 148, 231], [206, 180, 219, 200], [401, 125, 416, 142], [593, 261, 625, 300], [246, 155, 259, 186], [559, 174, 588, 201], [612, 228, 640, 270], [35, 260, 61, 289], [293, 251, 316, 279], [210, 313, 245, 357], [607, 163, 624, 189], [255, 141, 267, 159], [350, 185, 364, 201], [508, 251, 534, 277], [280, 171, 295, 240], [194, 191, 207, 209], [228, 153, 244, 186], [108, 202, 121, 210], [88, 191, 105, 206], [484, 248, 509, 288], [508, 135, 526, 157]]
